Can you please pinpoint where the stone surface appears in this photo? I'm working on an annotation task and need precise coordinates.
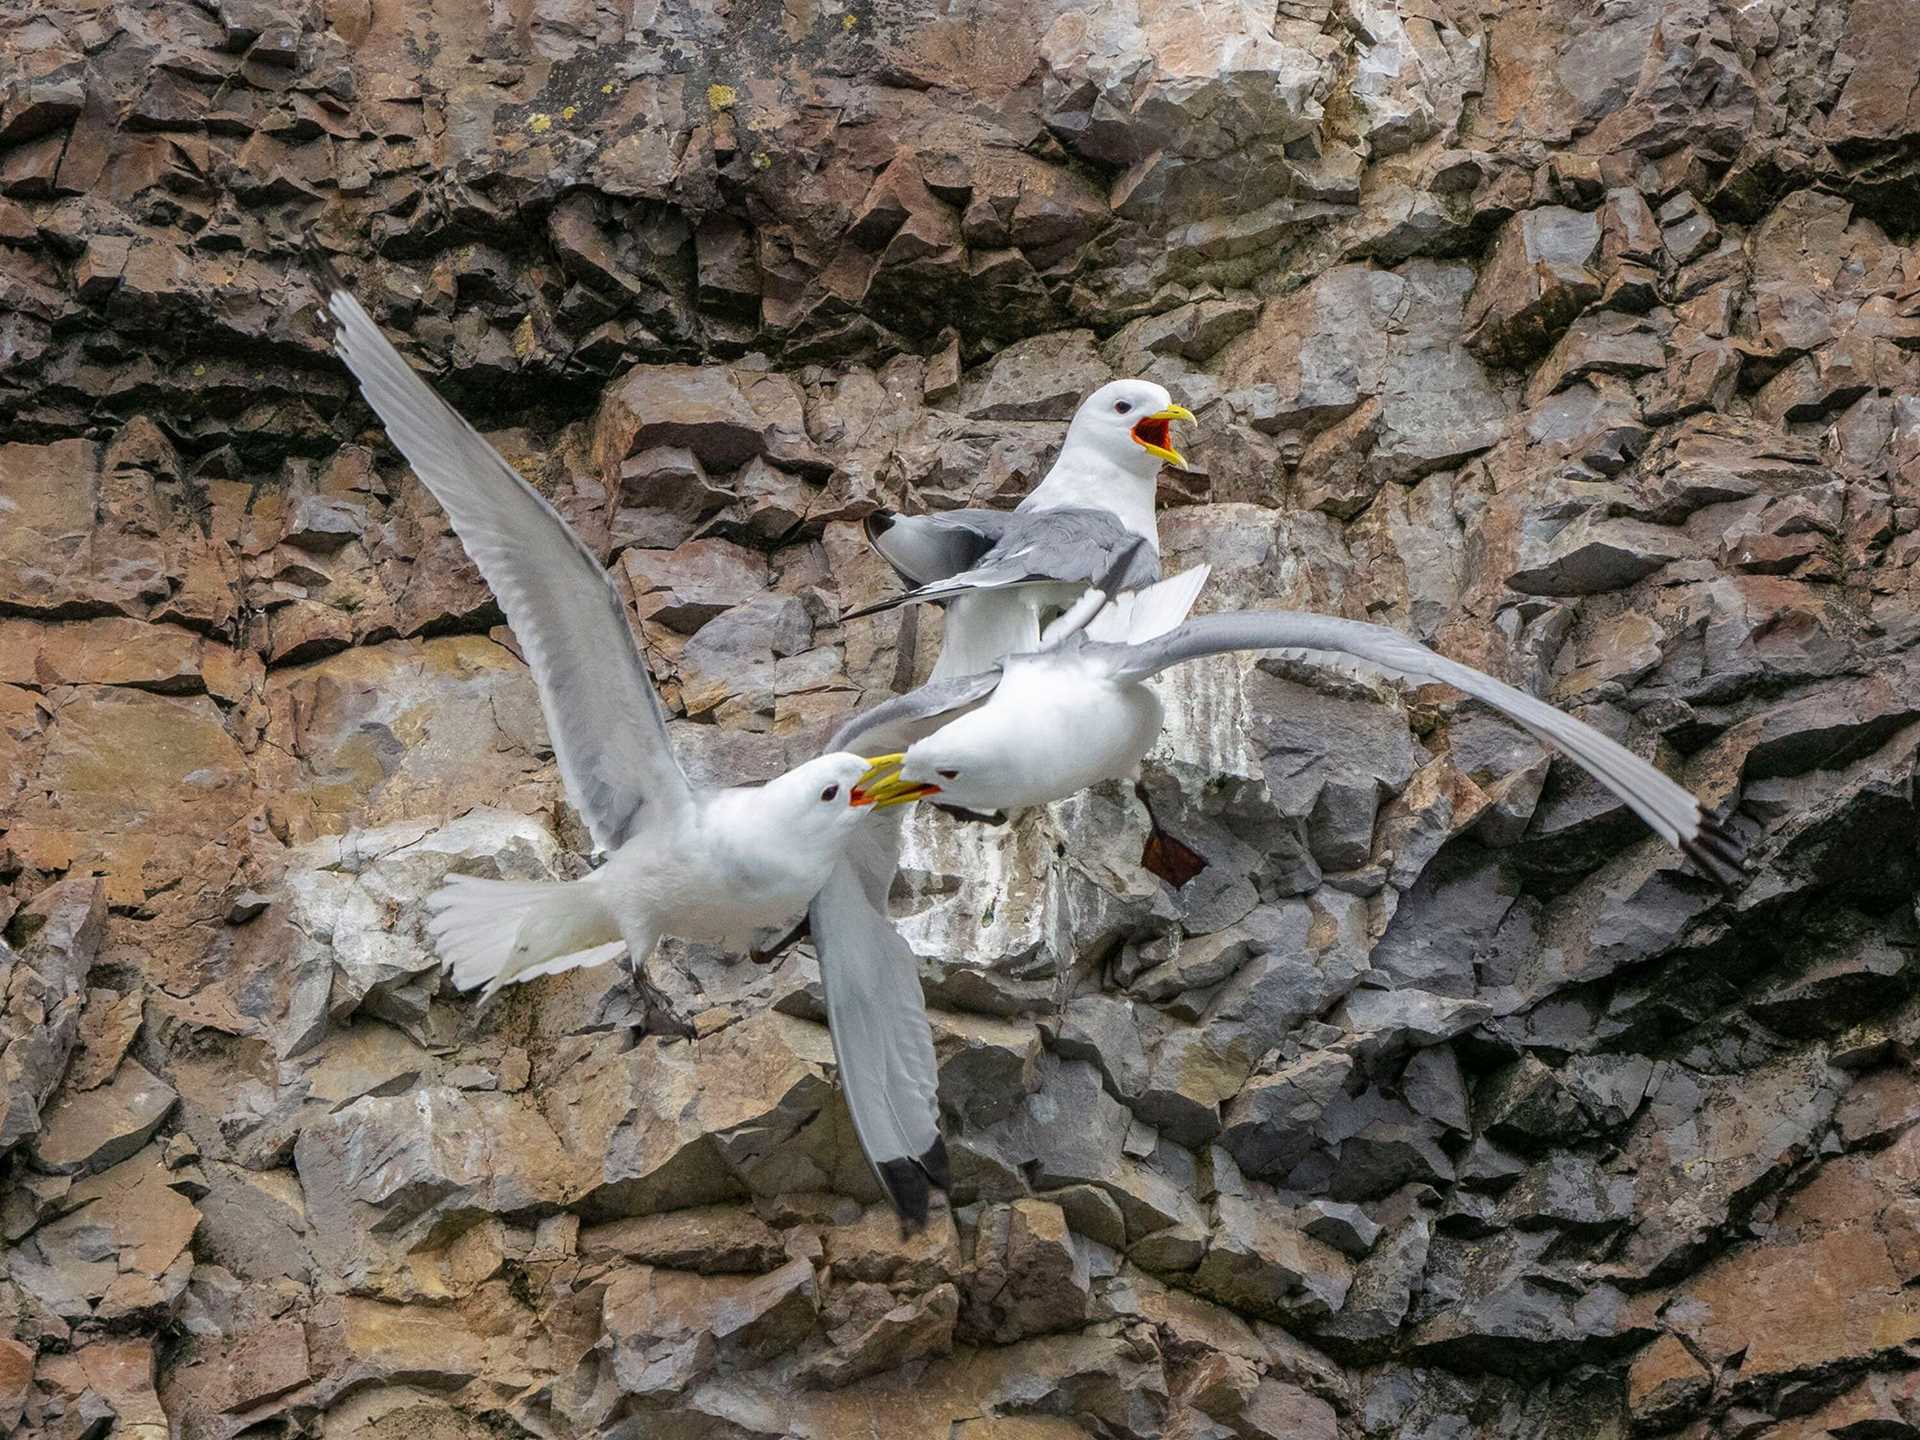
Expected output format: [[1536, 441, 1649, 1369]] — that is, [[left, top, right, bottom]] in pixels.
[[0, 0, 1916, 1435]]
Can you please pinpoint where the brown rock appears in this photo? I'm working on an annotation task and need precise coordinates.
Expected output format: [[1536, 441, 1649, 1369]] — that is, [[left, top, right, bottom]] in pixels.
[[0, 1338, 31, 1433], [596, 364, 815, 474], [332, 1296, 489, 1387], [30, 1056, 176, 1176], [1192, 1194, 1354, 1324], [12, 1144, 199, 1323], [603, 1257, 818, 1394], [1828, 0, 1920, 150], [1465, 206, 1603, 365], [825, 1201, 964, 1289], [626, 537, 770, 633], [1627, 1332, 1711, 1431], [578, 1204, 786, 1274], [224, 1318, 312, 1412], [800, 1281, 960, 1388], [9, 687, 253, 906], [1237, 1379, 1338, 1440], [965, 1200, 1093, 1343]]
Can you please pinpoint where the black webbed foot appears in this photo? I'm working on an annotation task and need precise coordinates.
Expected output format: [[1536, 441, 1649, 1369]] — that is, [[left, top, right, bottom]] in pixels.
[[750, 916, 810, 966], [630, 964, 696, 1041], [933, 803, 1008, 826]]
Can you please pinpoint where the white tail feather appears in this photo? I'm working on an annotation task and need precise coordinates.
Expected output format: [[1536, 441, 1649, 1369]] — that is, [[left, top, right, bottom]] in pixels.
[[930, 591, 1044, 681], [425, 873, 623, 1000], [1085, 565, 1211, 645]]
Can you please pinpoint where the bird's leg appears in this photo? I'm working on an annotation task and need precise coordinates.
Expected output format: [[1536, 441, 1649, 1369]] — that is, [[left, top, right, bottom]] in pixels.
[[933, 802, 1009, 826], [627, 954, 696, 1042], [750, 915, 810, 966]]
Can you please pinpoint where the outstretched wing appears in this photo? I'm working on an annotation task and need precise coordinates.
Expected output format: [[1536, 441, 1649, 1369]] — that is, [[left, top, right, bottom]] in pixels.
[[810, 817, 948, 1231], [840, 507, 1160, 622], [313, 258, 693, 849], [1099, 611, 1744, 889]]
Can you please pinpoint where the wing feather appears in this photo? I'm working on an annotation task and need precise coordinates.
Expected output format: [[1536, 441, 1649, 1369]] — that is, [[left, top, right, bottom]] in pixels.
[[1101, 611, 1742, 887], [316, 270, 692, 849], [810, 818, 947, 1229]]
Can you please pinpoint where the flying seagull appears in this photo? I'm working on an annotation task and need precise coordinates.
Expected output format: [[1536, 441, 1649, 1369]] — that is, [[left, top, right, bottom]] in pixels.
[[857, 585, 1747, 890], [847, 380, 1194, 679], [823, 564, 1745, 1224], [805, 556, 1214, 1228], [306, 251, 916, 1030]]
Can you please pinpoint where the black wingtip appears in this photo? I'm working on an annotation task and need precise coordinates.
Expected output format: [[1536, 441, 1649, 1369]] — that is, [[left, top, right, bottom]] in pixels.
[[298, 225, 349, 299], [879, 1135, 952, 1236], [1681, 812, 1746, 897], [922, 1133, 951, 1190], [839, 591, 910, 624]]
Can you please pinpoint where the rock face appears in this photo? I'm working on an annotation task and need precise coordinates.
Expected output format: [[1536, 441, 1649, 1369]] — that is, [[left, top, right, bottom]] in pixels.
[[1, 0, 1918, 1435]]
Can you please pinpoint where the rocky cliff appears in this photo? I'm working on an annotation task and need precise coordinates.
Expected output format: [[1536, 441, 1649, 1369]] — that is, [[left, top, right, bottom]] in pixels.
[[3, 0, 1919, 1435]]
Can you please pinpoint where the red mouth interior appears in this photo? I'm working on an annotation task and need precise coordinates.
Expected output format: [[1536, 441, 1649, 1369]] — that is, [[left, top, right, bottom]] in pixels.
[[1132, 416, 1170, 452]]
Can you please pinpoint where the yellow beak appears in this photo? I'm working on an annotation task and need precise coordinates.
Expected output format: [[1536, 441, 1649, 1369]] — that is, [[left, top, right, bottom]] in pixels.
[[1131, 404, 1196, 469], [850, 754, 941, 808]]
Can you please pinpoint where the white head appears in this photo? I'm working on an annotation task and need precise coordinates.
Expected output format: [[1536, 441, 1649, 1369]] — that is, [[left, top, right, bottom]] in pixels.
[[894, 719, 1011, 812], [757, 752, 894, 846], [1061, 379, 1195, 476]]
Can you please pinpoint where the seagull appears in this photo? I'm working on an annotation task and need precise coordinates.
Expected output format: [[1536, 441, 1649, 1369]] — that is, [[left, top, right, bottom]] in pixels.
[[820, 561, 1745, 1225], [306, 250, 916, 1031], [847, 380, 1195, 679], [857, 580, 1747, 889]]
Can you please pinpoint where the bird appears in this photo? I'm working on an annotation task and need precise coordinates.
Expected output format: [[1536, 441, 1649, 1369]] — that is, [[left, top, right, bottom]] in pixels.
[[804, 549, 1214, 1228], [305, 249, 920, 1037], [820, 561, 1745, 1226], [847, 379, 1195, 680], [855, 583, 1747, 892]]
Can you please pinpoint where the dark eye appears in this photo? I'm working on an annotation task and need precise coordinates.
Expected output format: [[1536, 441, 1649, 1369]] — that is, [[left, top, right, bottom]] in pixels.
[[1113, 401, 1132, 415], [937, 769, 959, 780], [820, 784, 839, 802]]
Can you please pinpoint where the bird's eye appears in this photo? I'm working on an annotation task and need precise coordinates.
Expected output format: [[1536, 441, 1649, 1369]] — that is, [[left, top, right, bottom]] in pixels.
[[820, 784, 839, 802], [937, 769, 959, 780], [1113, 401, 1133, 415]]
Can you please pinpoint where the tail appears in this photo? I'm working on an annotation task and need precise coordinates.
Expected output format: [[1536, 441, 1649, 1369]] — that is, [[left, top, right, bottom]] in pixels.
[[1084, 564, 1211, 645], [425, 873, 625, 1001], [930, 590, 1043, 681]]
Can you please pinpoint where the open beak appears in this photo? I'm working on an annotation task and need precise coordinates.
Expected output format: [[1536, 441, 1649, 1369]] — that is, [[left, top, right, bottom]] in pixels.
[[849, 754, 941, 809], [1130, 404, 1195, 469]]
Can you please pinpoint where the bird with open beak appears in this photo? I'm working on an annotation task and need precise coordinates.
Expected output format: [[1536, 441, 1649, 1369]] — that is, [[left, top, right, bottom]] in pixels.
[[847, 379, 1197, 680]]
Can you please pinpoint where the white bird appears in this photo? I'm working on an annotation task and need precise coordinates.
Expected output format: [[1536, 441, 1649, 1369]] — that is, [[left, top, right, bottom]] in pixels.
[[803, 558, 1212, 1227], [856, 578, 1746, 890], [848, 379, 1194, 679], [306, 251, 914, 1038], [821, 563, 1744, 1223]]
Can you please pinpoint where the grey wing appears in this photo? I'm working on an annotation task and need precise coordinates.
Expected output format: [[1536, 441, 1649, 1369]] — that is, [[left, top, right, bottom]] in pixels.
[[829, 671, 1005, 756], [1102, 611, 1743, 888], [810, 815, 948, 1230], [317, 272, 692, 850], [865, 509, 1021, 587], [840, 508, 1160, 621]]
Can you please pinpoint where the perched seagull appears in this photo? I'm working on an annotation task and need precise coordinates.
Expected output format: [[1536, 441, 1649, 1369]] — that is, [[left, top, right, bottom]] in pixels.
[[306, 252, 914, 1030], [823, 566, 1745, 1223], [847, 379, 1194, 679]]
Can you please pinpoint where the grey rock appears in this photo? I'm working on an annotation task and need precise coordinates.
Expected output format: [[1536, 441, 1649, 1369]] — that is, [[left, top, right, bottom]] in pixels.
[[0, 879, 105, 1160]]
